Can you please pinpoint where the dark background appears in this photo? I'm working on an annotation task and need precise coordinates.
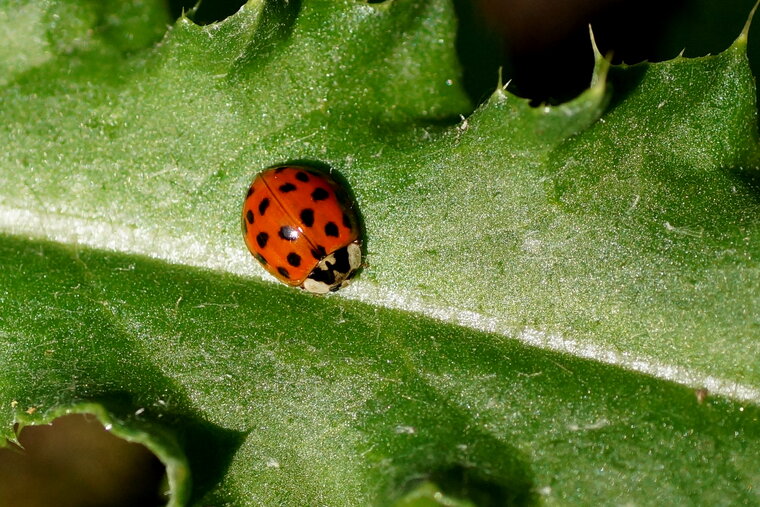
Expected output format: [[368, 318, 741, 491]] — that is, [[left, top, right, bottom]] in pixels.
[[173, 0, 760, 105]]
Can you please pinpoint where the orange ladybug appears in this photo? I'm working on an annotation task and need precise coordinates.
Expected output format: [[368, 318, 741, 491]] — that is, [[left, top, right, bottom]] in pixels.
[[242, 166, 362, 293]]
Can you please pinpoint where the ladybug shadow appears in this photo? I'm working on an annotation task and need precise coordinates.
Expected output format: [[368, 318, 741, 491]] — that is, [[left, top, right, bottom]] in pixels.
[[278, 158, 369, 279]]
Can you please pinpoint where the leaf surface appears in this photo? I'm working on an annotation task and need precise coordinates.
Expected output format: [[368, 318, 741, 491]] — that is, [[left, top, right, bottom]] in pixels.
[[1, 0, 759, 504]]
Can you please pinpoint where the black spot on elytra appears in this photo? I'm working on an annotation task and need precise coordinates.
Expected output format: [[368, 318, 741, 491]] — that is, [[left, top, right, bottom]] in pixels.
[[342, 212, 352, 229], [246, 187, 254, 198], [324, 221, 339, 237], [307, 265, 336, 285], [332, 247, 351, 273], [256, 232, 269, 248], [275, 167, 287, 173], [300, 209, 315, 227], [311, 188, 329, 201], [246, 210, 254, 224], [287, 252, 301, 267], [277, 266, 290, 279], [279, 225, 299, 241], [311, 245, 327, 260], [295, 171, 310, 182], [258, 198, 270, 216], [279, 183, 296, 193], [254, 253, 268, 265]]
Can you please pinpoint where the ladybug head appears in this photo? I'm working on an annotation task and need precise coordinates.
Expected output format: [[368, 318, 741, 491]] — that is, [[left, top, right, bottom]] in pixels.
[[301, 240, 362, 294]]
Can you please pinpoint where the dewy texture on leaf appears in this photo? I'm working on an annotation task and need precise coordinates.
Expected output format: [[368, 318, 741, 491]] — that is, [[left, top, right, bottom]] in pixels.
[[2, 234, 759, 505], [1, 0, 760, 504]]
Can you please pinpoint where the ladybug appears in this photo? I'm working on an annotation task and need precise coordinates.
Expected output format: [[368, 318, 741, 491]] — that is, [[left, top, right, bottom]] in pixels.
[[241, 165, 362, 293]]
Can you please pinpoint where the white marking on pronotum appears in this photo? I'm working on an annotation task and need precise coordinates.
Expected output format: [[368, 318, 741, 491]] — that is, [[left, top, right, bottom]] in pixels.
[[1, 205, 758, 404]]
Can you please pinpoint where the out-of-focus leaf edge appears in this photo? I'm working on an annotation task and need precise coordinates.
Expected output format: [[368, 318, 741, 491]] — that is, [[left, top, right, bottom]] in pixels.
[[6, 403, 190, 507]]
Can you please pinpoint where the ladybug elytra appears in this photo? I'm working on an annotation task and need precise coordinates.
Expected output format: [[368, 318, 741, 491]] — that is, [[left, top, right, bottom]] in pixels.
[[242, 166, 362, 293]]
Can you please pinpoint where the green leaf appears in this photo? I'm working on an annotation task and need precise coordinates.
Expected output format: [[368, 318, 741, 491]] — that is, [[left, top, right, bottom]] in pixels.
[[1, 0, 759, 504], [0, 0, 169, 85]]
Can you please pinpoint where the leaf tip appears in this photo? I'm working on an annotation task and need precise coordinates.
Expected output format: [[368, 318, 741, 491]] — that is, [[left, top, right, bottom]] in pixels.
[[736, 0, 760, 47], [187, 0, 203, 19], [177, 0, 203, 24], [588, 25, 610, 95], [589, 24, 602, 61], [493, 67, 512, 98]]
